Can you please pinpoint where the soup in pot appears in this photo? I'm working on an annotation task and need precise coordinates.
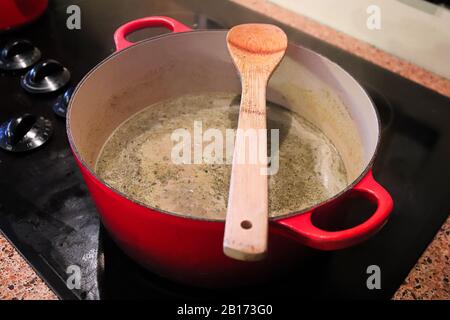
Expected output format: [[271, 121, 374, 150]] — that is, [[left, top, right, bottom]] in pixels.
[[95, 92, 348, 219]]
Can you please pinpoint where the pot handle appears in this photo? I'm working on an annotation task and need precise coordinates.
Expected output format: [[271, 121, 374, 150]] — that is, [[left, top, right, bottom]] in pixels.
[[277, 170, 393, 250], [114, 16, 192, 51]]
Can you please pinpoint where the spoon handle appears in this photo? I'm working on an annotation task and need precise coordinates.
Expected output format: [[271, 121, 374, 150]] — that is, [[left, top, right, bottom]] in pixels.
[[223, 68, 269, 261]]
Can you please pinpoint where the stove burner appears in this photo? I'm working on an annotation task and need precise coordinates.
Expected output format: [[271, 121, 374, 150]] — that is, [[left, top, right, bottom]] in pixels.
[[53, 86, 74, 118], [21, 59, 70, 94], [0, 40, 41, 71], [0, 114, 53, 152]]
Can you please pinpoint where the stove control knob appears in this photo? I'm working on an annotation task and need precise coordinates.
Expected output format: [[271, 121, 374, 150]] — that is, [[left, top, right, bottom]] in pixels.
[[0, 114, 53, 152], [21, 59, 70, 93], [0, 40, 41, 71], [53, 86, 74, 118]]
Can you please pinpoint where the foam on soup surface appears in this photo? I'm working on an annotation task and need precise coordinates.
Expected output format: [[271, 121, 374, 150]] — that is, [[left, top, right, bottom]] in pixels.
[[95, 93, 347, 219]]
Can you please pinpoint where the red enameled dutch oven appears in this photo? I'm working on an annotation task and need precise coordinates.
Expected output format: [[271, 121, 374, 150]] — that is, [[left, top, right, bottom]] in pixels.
[[0, 0, 48, 31], [67, 17, 393, 286]]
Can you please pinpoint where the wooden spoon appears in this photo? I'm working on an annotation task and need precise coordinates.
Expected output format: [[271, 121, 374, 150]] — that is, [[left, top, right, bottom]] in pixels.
[[224, 24, 288, 261]]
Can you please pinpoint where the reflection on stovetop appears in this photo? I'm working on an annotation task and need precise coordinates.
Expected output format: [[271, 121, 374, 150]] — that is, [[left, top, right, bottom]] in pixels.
[[0, 0, 449, 300], [97, 224, 332, 300]]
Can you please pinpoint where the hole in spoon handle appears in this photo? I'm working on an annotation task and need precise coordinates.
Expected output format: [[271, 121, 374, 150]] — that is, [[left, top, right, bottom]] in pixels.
[[241, 220, 252, 229]]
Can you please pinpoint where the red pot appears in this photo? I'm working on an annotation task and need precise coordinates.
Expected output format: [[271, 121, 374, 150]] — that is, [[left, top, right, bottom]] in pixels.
[[67, 17, 393, 286], [0, 0, 48, 31]]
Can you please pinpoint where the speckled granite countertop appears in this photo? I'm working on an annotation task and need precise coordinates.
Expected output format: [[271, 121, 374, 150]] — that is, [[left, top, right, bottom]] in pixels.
[[0, 0, 449, 300], [0, 236, 57, 300]]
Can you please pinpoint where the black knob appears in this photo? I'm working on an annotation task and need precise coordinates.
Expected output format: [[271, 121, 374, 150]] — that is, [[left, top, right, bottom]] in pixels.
[[5, 114, 37, 145], [53, 86, 74, 118], [30, 60, 65, 82], [0, 114, 53, 152], [21, 59, 70, 94], [0, 40, 41, 71]]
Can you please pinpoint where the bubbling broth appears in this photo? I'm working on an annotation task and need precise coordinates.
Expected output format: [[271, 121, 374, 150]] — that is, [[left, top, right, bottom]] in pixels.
[[95, 93, 348, 219]]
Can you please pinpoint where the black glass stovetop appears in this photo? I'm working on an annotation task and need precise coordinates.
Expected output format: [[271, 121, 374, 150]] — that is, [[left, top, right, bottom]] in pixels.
[[0, 0, 449, 300]]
